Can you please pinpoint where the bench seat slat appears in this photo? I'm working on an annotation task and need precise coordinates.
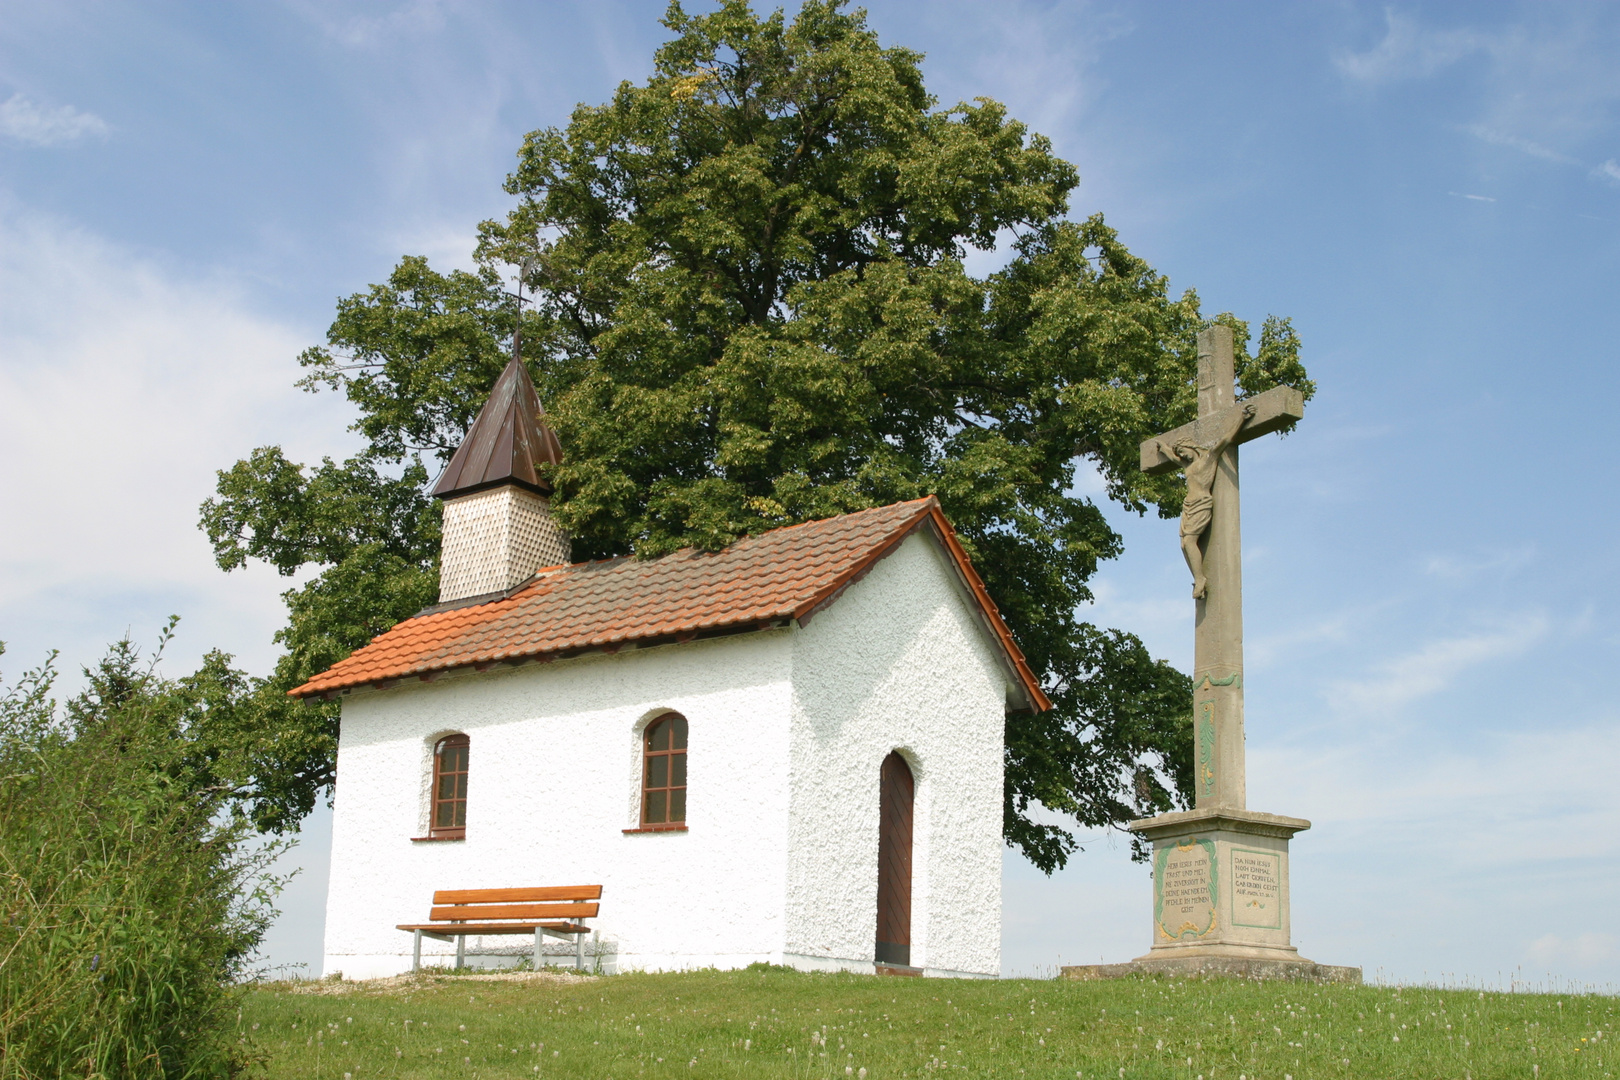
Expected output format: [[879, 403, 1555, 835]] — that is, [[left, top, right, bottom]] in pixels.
[[429, 902, 598, 922], [433, 886, 602, 904], [397, 921, 589, 936]]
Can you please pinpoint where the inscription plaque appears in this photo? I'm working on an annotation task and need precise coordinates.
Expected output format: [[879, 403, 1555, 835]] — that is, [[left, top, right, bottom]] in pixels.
[[1154, 838, 1217, 941], [1231, 848, 1282, 929]]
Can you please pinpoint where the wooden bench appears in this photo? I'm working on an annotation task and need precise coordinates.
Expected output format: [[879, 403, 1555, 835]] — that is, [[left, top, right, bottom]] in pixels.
[[397, 886, 602, 972]]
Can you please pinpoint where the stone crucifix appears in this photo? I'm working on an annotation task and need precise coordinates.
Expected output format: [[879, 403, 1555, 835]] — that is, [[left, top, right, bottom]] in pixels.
[[1140, 326, 1304, 811]]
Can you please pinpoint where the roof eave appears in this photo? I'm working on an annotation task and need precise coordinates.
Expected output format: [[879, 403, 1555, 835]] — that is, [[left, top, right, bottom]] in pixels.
[[287, 614, 798, 700]]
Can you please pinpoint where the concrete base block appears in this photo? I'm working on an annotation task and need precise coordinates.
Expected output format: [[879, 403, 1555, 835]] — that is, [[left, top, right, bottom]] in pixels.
[[1061, 956, 1362, 984]]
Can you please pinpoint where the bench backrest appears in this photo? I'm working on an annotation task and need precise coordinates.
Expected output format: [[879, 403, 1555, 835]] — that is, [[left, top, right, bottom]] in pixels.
[[427, 885, 602, 924]]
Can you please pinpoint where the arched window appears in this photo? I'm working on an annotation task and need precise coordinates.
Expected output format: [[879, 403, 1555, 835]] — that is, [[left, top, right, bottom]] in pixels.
[[641, 713, 687, 826], [431, 734, 469, 838]]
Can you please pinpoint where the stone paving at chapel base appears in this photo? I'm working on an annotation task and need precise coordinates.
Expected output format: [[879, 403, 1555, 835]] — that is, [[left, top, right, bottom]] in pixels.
[[1060, 956, 1363, 984]]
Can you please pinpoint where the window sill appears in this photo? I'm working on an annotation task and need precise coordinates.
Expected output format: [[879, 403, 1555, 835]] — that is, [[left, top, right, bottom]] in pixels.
[[622, 824, 688, 834], [410, 833, 466, 842]]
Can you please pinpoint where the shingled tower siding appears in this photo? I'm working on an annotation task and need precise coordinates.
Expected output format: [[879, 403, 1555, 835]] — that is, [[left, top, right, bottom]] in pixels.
[[438, 486, 570, 603]]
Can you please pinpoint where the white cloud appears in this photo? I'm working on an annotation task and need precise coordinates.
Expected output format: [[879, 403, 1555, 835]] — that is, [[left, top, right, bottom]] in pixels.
[[1597, 160, 1620, 183], [1422, 544, 1535, 579], [1331, 615, 1548, 714], [1261, 715, 1618, 839], [0, 93, 109, 146], [1246, 608, 1361, 669], [1525, 933, 1620, 980], [1002, 712, 1620, 986], [286, 0, 447, 49], [1238, 715, 1620, 987], [1465, 124, 1580, 164], [0, 196, 356, 686], [889, 0, 1124, 183], [1334, 10, 1489, 84], [384, 220, 481, 274], [1336, 10, 1620, 188]]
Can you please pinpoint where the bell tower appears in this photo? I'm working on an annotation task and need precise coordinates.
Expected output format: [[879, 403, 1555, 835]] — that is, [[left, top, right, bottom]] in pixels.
[[432, 357, 570, 603]]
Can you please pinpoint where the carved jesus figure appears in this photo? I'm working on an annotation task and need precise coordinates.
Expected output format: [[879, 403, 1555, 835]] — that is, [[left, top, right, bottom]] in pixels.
[[1156, 401, 1255, 599]]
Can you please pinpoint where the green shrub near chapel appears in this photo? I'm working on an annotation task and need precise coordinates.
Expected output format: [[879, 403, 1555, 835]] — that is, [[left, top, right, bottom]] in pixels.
[[0, 636, 280, 1080]]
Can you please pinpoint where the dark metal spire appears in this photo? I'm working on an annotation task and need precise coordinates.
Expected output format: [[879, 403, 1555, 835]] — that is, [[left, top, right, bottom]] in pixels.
[[431, 357, 563, 499]]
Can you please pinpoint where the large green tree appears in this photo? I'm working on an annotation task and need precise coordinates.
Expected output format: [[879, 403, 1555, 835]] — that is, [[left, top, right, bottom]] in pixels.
[[202, 0, 1312, 868]]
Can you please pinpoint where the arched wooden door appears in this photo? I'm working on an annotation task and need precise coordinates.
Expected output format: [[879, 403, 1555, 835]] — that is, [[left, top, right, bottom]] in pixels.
[[875, 751, 914, 967]]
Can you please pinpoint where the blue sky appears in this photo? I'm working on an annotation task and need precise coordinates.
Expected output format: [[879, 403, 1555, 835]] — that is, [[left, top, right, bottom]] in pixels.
[[2, 1, 1617, 985]]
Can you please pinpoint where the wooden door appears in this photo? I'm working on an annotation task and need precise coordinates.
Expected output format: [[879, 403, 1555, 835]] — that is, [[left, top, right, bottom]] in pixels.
[[875, 751, 914, 967]]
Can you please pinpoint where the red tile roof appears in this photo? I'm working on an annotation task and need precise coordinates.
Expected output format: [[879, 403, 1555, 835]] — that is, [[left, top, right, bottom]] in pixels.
[[290, 496, 1050, 711]]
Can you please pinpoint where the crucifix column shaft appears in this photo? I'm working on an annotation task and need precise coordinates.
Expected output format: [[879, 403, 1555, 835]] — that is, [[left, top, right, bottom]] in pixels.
[[1193, 327, 1245, 810]]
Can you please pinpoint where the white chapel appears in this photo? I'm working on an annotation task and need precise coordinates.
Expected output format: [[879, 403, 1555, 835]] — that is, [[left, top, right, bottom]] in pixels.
[[296, 358, 1049, 979]]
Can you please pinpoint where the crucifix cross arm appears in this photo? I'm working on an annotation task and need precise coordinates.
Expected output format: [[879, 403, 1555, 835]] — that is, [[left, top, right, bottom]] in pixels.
[[1139, 384, 1305, 475]]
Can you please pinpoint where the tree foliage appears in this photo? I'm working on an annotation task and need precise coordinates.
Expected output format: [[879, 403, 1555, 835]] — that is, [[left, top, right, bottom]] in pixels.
[[202, 0, 1312, 867]]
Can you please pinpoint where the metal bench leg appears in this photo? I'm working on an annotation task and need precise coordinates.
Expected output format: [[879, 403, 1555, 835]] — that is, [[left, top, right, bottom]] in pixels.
[[413, 930, 422, 973], [576, 930, 585, 971], [456, 934, 466, 970], [534, 928, 543, 971]]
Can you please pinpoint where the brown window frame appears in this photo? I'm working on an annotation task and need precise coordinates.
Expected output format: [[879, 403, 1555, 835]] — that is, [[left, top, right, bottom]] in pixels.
[[429, 733, 469, 839], [639, 713, 687, 827]]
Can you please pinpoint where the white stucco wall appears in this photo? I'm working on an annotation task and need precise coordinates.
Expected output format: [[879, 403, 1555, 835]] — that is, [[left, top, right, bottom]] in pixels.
[[784, 532, 1009, 978], [321, 631, 795, 979], [321, 528, 1014, 980]]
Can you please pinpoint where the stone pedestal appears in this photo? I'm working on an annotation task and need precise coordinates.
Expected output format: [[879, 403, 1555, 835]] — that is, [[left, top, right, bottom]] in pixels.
[[1061, 808, 1360, 983], [1133, 807, 1307, 964]]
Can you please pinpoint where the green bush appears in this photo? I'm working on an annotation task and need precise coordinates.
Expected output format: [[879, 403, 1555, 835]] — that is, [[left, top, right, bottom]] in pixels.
[[0, 631, 281, 1079]]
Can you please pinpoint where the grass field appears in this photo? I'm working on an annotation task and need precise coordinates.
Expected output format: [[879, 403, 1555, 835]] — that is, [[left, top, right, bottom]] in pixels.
[[240, 965, 1616, 1079]]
